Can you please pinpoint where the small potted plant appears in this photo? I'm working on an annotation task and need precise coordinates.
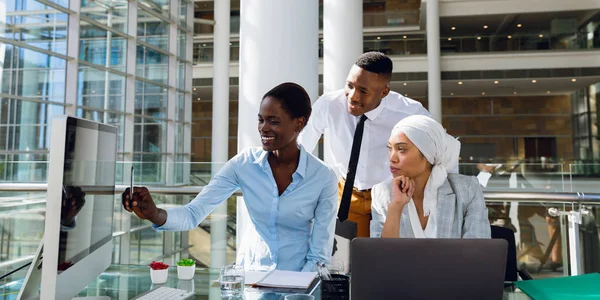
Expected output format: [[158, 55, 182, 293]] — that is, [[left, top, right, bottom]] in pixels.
[[149, 261, 169, 284], [176, 258, 196, 280]]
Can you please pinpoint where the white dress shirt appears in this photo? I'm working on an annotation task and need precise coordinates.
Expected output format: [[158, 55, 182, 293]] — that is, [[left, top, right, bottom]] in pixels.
[[299, 89, 431, 190]]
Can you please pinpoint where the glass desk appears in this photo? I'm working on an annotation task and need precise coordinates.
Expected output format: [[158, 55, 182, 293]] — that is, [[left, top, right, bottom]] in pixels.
[[75, 264, 320, 300]]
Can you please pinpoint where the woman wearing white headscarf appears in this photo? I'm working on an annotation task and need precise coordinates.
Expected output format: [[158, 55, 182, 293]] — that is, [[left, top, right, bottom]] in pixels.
[[370, 115, 490, 238]]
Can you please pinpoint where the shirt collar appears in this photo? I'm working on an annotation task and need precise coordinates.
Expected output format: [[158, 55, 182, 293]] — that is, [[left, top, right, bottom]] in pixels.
[[364, 95, 387, 121], [252, 144, 308, 178]]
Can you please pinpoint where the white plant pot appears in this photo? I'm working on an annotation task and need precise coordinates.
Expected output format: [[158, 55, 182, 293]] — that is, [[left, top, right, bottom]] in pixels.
[[150, 268, 169, 284], [177, 264, 196, 280]]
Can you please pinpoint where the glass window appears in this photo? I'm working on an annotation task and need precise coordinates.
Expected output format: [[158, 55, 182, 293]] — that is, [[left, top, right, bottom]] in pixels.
[[135, 80, 167, 118], [136, 44, 169, 85], [79, 21, 127, 70], [134, 117, 166, 153], [78, 66, 126, 112], [137, 9, 169, 50], [4, 1, 68, 55], [81, 0, 129, 34]]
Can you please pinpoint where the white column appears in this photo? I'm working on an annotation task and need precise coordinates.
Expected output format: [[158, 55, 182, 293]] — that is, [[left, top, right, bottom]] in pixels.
[[64, 0, 80, 116], [426, 0, 442, 122], [210, 0, 231, 270], [237, 0, 319, 247], [323, 0, 362, 94], [322, 0, 362, 163]]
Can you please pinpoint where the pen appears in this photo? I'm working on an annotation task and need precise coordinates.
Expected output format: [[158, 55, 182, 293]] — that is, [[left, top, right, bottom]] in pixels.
[[130, 166, 134, 206]]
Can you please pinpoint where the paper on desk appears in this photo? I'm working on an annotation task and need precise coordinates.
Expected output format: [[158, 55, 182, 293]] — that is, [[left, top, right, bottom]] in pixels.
[[256, 270, 317, 289], [245, 271, 269, 285], [515, 273, 600, 300]]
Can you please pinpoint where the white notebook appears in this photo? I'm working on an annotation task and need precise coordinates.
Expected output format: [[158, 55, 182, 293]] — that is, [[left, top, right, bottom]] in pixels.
[[248, 270, 318, 289]]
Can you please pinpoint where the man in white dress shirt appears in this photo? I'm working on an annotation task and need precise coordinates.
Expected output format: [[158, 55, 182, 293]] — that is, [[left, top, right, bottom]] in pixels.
[[299, 52, 431, 237]]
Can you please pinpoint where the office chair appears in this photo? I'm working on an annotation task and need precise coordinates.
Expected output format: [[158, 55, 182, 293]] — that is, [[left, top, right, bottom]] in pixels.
[[491, 225, 533, 282]]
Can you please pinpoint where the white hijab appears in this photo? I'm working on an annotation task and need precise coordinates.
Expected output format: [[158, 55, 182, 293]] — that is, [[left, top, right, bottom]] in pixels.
[[391, 115, 461, 217]]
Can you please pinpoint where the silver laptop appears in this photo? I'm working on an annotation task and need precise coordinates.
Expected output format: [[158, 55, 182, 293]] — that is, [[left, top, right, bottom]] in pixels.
[[351, 238, 507, 300]]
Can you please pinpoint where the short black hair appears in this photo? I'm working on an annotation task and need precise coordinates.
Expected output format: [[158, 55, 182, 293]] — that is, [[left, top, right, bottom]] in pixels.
[[262, 82, 312, 126], [355, 51, 393, 81]]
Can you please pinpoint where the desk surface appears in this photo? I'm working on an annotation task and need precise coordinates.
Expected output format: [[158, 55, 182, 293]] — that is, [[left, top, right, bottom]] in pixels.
[[76, 264, 320, 299]]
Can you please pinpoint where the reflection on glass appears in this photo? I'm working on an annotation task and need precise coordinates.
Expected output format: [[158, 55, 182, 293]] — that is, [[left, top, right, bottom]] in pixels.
[[81, 0, 128, 34], [79, 21, 127, 69], [136, 45, 168, 85], [134, 80, 167, 118], [4, 2, 68, 55], [78, 66, 126, 111], [137, 9, 169, 50], [1, 45, 67, 101], [77, 108, 125, 152]]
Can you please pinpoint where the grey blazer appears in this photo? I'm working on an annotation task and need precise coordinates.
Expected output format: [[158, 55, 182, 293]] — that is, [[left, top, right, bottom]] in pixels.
[[370, 174, 491, 239]]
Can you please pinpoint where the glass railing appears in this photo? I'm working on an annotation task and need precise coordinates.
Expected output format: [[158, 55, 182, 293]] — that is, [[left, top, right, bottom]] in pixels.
[[192, 32, 599, 63], [1, 162, 599, 285]]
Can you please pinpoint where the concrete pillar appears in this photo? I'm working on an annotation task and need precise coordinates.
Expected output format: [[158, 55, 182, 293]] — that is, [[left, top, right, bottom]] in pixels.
[[426, 0, 442, 122]]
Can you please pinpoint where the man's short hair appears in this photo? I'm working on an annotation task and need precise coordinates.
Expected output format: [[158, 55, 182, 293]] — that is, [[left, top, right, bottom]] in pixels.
[[355, 52, 393, 81]]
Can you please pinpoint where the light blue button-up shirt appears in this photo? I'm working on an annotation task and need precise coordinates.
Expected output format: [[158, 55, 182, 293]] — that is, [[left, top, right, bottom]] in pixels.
[[154, 146, 338, 272]]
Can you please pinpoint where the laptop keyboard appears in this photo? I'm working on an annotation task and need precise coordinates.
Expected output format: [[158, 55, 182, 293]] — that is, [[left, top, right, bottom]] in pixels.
[[134, 286, 194, 300]]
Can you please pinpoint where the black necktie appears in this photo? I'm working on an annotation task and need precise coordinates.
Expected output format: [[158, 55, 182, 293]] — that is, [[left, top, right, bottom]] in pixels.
[[338, 114, 368, 221]]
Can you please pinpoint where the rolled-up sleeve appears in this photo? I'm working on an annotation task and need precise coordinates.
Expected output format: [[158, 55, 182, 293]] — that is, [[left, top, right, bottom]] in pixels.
[[298, 96, 328, 153], [302, 168, 338, 272], [153, 155, 241, 232]]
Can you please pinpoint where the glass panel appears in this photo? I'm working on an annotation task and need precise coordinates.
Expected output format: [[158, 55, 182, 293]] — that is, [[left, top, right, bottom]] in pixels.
[[136, 44, 168, 85], [0, 157, 48, 182], [4, 0, 68, 55], [178, 0, 187, 28], [134, 80, 167, 118], [81, 0, 129, 34], [133, 116, 166, 154], [76, 108, 125, 152], [79, 21, 127, 70], [1, 45, 67, 103], [138, 0, 170, 20], [178, 30, 186, 59], [137, 9, 169, 50], [177, 60, 185, 91], [77, 66, 127, 112], [132, 154, 165, 184]]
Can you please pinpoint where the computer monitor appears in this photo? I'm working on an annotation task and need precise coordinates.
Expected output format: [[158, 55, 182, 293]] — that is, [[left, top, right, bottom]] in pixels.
[[19, 116, 118, 300]]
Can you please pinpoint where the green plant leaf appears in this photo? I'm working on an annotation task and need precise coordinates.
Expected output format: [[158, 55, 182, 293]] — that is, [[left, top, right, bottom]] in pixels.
[[176, 258, 195, 266]]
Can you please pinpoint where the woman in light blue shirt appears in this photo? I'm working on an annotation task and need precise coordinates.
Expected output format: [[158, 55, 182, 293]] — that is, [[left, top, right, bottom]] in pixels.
[[122, 83, 338, 272]]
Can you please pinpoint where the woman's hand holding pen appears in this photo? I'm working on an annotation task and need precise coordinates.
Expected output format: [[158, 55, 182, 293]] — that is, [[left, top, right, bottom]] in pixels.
[[389, 175, 414, 212], [122, 187, 167, 226]]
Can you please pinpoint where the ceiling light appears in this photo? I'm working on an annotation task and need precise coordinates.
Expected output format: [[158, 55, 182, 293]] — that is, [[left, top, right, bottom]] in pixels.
[[477, 36, 481, 40], [197, 97, 201, 100], [547, 91, 551, 94], [483, 25, 488, 29], [202, 44, 206, 47], [450, 92, 454, 96], [458, 81, 463, 85], [451, 26, 456, 30], [494, 80, 499, 84], [508, 35, 512, 39], [377, 36, 381, 40], [405, 94, 408, 96], [193, 88, 196, 91], [403, 35, 407, 39], [531, 80, 537, 83], [481, 92, 486, 95], [539, 34, 543, 38], [320, 39, 324, 42], [448, 38, 452, 41], [517, 24, 522, 28], [513, 92, 518, 95], [403, 83, 407, 86], [571, 78, 577, 82], [229, 42, 232, 46]]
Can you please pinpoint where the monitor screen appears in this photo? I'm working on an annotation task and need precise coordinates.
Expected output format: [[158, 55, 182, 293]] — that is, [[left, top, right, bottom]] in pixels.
[[56, 118, 117, 272]]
